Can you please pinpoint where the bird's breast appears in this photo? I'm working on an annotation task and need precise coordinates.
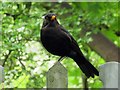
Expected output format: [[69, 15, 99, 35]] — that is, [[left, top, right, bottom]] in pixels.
[[41, 28, 71, 56]]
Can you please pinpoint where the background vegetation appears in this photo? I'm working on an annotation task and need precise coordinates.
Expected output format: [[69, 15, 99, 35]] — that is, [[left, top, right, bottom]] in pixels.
[[0, 2, 119, 88]]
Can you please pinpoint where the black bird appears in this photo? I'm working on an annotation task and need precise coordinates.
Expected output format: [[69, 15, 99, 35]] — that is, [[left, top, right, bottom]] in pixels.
[[40, 13, 99, 78]]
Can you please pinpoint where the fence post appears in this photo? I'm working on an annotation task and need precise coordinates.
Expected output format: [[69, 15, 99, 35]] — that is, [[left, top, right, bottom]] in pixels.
[[47, 61, 68, 88], [0, 65, 4, 84], [99, 62, 120, 89]]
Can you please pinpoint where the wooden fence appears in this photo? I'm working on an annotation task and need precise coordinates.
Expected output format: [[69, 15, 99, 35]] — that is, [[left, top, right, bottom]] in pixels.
[[0, 65, 4, 84], [46, 61, 120, 89], [0, 61, 119, 89], [0, 65, 4, 89]]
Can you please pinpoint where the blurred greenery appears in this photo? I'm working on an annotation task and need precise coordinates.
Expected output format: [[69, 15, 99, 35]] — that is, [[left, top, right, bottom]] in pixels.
[[0, 2, 119, 88]]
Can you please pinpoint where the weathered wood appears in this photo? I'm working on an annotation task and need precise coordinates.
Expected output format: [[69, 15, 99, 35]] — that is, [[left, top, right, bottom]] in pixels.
[[80, 28, 119, 62], [0, 65, 4, 84], [47, 62, 68, 88], [99, 62, 120, 88]]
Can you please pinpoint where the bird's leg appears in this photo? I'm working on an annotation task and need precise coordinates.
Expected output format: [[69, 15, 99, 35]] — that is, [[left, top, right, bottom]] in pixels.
[[58, 56, 64, 62]]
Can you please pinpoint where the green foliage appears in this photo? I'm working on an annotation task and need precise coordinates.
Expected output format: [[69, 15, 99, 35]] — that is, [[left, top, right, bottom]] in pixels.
[[1, 2, 118, 88]]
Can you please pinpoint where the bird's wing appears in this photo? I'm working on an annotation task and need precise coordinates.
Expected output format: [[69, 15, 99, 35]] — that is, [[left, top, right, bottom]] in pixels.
[[60, 25, 86, 60], [59, 25, 80, 51]]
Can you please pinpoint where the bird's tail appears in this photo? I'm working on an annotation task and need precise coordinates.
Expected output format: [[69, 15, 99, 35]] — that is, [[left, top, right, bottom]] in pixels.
[[71, 54, 99, 78]]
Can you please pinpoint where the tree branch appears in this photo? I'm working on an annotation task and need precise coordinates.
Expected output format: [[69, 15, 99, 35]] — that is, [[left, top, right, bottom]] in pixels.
[[2, 50, 12, 67], [82, 75, 89, 90]]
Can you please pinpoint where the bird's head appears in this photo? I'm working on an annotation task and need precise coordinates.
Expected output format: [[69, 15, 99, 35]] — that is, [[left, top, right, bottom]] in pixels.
[[44, 13, 56, 21], [42, 13, 58, 27]]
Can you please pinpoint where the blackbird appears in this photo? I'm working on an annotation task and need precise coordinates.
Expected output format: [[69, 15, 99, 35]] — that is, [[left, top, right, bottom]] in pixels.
[[40, 13, 99, 78]]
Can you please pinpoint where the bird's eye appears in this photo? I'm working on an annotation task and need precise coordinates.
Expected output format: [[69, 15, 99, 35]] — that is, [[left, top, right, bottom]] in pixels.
[[44, 16, 50, 20]]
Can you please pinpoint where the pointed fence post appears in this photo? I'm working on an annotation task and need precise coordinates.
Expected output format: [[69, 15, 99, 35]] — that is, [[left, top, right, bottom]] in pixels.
[[99, 62, 120, 89], [0, 65, 4, 84], [47, 62, 68, 88]]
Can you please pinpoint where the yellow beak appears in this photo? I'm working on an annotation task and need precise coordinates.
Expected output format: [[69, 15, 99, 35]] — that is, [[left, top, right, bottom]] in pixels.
[[51, 15, 56, 20]]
